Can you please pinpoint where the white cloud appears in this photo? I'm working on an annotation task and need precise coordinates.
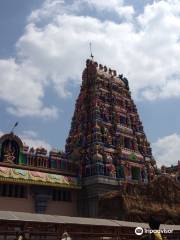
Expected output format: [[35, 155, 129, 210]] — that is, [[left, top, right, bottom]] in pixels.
[[1, 0, 180, 118], [152, 133, 180, 167], [77, 0, 134, 20], [0, 58, 58, 118], [28, 0, 64, 22], [142, 79, 180, 100], [29, 0, 134, 22]]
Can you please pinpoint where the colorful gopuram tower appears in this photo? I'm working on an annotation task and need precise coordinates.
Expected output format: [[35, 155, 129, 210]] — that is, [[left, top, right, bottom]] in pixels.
[[65, 59, 156, 217]]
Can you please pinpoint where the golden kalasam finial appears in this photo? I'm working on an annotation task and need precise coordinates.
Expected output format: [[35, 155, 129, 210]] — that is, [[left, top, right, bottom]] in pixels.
[[10, 122, 19, 134], [89, 42, 94, 60]]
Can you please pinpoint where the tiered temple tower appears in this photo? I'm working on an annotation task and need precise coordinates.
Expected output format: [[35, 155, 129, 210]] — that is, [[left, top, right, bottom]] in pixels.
[[66, 59, 156, 217]]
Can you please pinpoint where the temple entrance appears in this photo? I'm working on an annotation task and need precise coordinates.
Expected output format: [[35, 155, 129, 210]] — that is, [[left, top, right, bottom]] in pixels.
[[131, 167, 140, 180]]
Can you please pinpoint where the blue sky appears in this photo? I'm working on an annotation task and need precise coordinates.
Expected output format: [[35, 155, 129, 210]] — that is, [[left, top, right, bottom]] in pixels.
[[0, 0, 180, 167]]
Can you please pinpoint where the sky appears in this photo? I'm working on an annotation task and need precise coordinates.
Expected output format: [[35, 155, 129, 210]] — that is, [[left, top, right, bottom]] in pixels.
[[0, 0, 180, 167]]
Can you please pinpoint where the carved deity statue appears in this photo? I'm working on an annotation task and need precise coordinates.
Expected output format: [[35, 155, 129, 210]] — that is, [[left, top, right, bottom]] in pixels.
[[3, 142, 16, 163], [108, 163, 115, 178]]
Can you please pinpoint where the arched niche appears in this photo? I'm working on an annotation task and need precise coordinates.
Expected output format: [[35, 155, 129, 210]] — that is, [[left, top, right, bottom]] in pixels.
[[0, 133, 23, 164]]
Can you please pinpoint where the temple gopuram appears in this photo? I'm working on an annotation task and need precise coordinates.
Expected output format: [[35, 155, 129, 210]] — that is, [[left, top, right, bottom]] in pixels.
[[0, 59, 179, 239], [65, 59, 156, 217]]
